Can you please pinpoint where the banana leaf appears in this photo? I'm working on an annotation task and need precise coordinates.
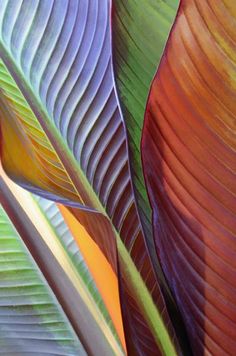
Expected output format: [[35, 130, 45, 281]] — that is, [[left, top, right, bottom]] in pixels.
[[112, 0, 178, 250], [0, 1, 177, 354], [141, 1, 236, 354], [0, 167, 123, 355], [112, 1, 192, 351], [0, 204, 85, 355], [34, 195, 125, 351]]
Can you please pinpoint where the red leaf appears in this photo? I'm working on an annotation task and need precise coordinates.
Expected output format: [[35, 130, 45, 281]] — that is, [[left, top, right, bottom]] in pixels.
[[142, 1, 236, 354]]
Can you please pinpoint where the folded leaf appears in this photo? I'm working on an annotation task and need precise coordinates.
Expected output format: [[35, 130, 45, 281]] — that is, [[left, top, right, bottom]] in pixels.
[[0, 1, 177, 354], [142, 1, 236, 354]]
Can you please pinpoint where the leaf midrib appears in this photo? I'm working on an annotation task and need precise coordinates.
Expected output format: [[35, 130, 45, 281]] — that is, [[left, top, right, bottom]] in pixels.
[[0, 39, 176, 356]]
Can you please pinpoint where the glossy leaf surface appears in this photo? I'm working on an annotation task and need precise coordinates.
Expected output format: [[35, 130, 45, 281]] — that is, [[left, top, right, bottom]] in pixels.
[[142, 1, 236, 354], [0, 1, 177, 354]]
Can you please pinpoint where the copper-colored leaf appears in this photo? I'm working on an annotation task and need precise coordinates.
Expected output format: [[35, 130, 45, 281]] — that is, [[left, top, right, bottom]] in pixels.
[[142, 1, 236, 354]]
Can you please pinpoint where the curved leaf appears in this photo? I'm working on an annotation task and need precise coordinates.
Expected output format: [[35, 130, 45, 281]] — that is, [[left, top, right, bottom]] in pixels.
[[142, 1, 236, 354], [112, 0, 178, 248], [0, 60, 85, 207], [0, 168, 123, 356], [34, 196, 125, 351], [0, 1, 177, 354], [112, 2, 192, 351], [0, 204, 86, 355]]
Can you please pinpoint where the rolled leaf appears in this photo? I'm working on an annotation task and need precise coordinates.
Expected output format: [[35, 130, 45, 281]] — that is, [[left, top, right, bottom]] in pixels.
[[142, 1, 236, 354]]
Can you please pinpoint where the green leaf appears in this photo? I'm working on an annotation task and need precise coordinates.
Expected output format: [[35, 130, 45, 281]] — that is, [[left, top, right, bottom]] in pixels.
[[112, 0, 178, 256], [0, 203, 86, 355]]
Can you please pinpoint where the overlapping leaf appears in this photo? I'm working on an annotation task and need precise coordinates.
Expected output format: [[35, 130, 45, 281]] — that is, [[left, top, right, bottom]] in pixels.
[[0, 169, 123, 355], [0, 59, 85, 207], [34, 195, 123, 350], [0, 203, 85, 355], [58, 204, 126, 351], [0, 1, 178, 354], [112, 0, 178, 245], [112, 2, 191, 351], [142, 0, 236, 354]]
